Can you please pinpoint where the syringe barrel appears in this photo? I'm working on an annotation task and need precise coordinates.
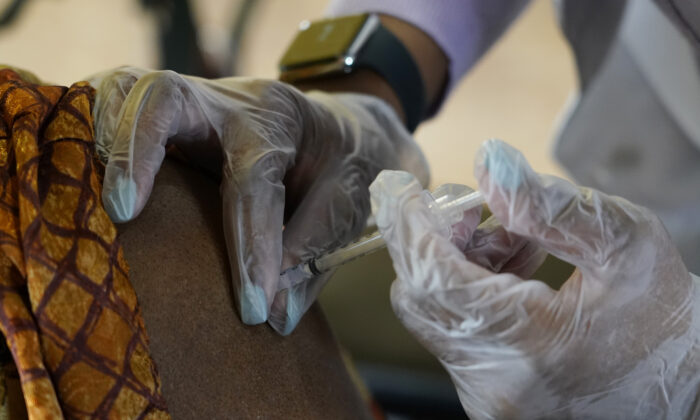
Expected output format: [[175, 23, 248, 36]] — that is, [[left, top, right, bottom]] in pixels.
[[303, 184, 485, 275], [313, 231, 385, 273], [428, 185, 484, 227], [440, 191, 484, 224]]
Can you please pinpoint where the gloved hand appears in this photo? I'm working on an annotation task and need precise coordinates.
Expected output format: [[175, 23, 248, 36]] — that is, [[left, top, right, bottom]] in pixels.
[[87, 67, 429, 335], [370, 139, 700, 419]]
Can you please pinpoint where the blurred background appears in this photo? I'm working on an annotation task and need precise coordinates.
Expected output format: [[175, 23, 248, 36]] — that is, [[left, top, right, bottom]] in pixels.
[[1, 0, 575, 418]]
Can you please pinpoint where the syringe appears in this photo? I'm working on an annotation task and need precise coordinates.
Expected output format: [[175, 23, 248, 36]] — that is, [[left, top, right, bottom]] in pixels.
[[280, 183, 484, 281]]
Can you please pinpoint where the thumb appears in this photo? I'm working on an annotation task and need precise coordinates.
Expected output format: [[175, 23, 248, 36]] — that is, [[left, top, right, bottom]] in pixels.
[[370, 170, 495, 291]]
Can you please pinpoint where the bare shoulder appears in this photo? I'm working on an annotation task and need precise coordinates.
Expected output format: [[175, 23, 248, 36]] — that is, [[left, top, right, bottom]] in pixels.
[[118, 158, 370, 419]]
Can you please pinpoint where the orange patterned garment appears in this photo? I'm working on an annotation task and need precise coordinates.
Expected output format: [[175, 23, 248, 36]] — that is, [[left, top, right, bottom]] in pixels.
[[0, 69, 169, 419]]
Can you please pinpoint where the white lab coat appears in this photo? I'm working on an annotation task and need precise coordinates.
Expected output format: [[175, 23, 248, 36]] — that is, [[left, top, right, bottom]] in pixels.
[[554, 0, 700, 273]]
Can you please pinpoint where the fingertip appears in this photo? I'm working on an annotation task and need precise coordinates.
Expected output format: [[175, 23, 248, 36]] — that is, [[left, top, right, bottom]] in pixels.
[[268, 287, 305, 336], [369, 170, 423, 231], [239, 282, 269, 325], [102, 173, 139, 223], [474, 139, 531, 195], [370, 170, 448, 255], [473, 139, 545, 234]]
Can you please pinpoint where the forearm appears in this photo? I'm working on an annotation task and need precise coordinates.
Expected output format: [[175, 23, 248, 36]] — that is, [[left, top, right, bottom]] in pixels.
[[290, 15, 448, 126], [286, 1, 531, 127]]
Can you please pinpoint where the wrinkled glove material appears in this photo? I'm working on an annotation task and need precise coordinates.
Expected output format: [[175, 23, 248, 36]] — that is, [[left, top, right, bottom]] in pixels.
[[370, 139, 700, 419], [88, 67, 429, 334], [0, 69, 169, 419]]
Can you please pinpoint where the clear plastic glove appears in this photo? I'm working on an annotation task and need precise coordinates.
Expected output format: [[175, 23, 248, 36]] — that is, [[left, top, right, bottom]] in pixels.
[[370, 139, 700, 419], [87, 67, 429, 334]]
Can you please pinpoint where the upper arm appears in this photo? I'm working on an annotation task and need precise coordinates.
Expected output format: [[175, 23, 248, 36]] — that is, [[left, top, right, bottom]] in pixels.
[[118, 158, 370, 418]]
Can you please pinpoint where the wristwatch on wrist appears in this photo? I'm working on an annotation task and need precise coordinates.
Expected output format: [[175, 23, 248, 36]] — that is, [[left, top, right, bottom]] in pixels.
[[278, 13, 426, 132]]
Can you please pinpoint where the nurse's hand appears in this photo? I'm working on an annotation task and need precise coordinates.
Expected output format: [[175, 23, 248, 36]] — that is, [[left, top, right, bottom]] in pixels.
[[87, 67, 428, 335], [370, 139, 700, 419]]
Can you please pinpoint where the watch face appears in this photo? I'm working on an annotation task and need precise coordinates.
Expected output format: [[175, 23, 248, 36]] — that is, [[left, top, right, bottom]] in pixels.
[[279, 14, 369, 70]]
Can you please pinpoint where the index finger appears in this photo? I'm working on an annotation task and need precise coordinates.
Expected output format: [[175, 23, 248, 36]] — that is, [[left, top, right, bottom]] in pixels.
[[88, 66, 149, 161], [100, 70, 213, 222]]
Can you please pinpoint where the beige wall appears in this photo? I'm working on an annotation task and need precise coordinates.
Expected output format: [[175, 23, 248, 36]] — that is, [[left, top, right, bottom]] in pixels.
[[0, 0, 158, 83]]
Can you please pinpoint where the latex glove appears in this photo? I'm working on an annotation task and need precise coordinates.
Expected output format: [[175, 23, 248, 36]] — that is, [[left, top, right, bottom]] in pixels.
[[87, 67, 429, 334], [370, 139, 700, 419]]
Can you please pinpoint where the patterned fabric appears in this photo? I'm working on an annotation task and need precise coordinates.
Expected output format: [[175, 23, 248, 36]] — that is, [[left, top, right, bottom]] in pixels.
[[0, 69, 169, 419]]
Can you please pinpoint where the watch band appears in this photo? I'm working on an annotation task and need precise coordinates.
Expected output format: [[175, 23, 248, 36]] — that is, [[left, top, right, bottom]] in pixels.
[[356, 23, 426, 132]]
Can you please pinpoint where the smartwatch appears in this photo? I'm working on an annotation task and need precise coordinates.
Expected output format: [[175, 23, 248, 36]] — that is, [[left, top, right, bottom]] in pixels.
[[279, 14, 426, 132]]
